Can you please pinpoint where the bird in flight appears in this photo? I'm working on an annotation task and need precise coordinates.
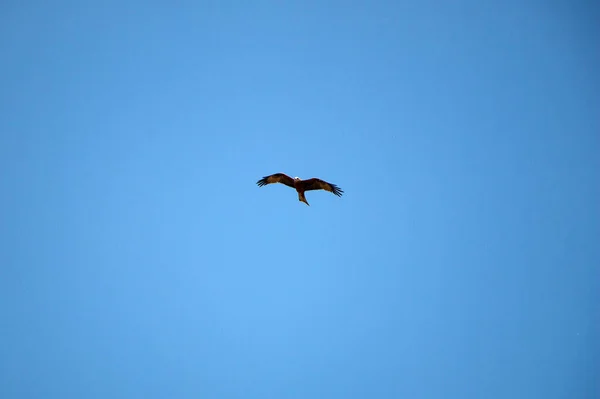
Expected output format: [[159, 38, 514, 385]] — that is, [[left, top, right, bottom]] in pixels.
[[256, 173, 343, 206]]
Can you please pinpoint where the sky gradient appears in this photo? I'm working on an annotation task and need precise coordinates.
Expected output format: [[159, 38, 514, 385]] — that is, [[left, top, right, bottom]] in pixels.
[[1, 1, 598, 398]]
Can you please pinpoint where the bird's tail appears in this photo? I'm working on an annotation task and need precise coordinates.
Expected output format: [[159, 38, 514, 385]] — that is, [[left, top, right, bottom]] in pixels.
[[298, 192, 310, 206]]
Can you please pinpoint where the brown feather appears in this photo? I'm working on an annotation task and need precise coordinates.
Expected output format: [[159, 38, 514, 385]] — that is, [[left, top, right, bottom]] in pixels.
[[297, 178, 344, 197], [256, 173, 295, 188]]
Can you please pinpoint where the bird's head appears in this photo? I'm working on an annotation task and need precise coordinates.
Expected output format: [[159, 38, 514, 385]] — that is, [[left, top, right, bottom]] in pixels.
[[294, 177, 301, 181]]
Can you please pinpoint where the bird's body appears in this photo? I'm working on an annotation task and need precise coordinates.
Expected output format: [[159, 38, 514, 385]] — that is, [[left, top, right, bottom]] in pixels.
[[256, 173, 343, 206]]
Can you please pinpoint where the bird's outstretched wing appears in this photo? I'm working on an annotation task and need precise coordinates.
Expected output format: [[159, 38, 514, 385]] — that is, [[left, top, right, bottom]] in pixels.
[[298, 178, 343, 197], [256, 173, 295, 188]]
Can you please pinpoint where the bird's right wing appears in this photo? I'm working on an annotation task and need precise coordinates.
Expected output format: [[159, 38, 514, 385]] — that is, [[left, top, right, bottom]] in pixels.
[[256, 173, 295, 188]]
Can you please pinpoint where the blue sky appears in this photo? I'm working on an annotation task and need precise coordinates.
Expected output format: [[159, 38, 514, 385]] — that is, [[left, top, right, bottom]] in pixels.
[[1, 1, 598, 398]]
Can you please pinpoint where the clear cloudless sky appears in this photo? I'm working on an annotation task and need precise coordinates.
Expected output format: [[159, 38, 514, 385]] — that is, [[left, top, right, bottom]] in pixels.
[[1, 1, 598, 398]]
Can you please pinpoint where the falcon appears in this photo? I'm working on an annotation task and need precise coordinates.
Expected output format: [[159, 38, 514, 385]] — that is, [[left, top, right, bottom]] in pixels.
[[256, 173, 343, 206]]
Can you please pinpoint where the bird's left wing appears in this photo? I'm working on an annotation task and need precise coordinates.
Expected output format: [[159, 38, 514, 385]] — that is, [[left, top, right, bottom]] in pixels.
[[299, 178, 344, 197]]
